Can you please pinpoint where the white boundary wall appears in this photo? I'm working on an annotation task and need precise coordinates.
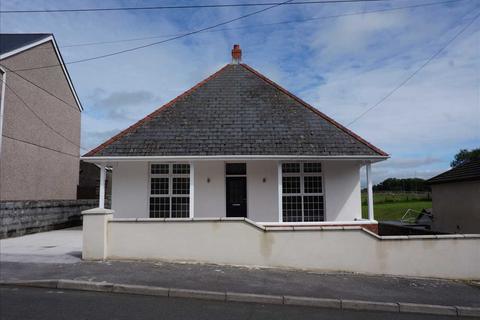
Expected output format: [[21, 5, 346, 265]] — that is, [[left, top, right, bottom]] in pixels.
[[82, 211, 480, 280]]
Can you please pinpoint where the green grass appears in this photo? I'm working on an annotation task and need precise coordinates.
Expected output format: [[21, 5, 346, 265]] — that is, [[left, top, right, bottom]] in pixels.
[[361, 191, 431, 205], [360, 191, 432, 221], [362, 201, 432, 221]]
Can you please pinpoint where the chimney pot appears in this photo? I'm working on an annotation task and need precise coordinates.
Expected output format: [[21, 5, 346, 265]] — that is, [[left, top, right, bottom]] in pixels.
[[231, 44, 242, 64]]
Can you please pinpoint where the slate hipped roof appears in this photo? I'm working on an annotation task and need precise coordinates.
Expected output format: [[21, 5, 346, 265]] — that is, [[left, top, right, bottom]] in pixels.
[[428, 159, 480, 184], [85, 49, 387, 158]]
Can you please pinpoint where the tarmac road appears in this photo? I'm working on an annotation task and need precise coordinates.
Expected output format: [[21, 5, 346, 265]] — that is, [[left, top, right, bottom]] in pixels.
[[0, 286, 467, 320]]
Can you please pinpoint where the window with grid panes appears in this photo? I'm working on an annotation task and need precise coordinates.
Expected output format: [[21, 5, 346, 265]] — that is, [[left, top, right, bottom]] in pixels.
[[282, 162, 324, 222], [149, 163, 190, 218]]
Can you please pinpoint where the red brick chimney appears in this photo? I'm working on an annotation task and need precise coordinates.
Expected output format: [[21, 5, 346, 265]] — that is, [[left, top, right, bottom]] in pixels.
[[231, 44, 242, 64]]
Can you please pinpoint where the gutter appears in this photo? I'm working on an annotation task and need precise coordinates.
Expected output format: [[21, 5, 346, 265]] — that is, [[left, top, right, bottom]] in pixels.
[[81, 155, 390, 163]]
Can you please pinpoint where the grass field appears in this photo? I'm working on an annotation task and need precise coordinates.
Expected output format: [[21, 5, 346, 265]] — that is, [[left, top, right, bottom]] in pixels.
[[361, 191, 431, 204], [362, 201, 432, 221], [361, 192, 432, 221]]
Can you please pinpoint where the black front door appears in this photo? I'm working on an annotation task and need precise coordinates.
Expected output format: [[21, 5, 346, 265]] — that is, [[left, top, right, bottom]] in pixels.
[[226, 177, 247, 217]]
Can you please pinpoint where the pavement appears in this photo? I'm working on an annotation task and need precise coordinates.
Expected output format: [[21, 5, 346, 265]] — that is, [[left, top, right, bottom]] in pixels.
[[1, 228, 480, 312], [0, 227, 82, 264], [0, 286, 464, 320]]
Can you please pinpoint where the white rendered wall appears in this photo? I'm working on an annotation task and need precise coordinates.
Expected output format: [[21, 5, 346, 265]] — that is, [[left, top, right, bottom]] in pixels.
[[110, 160, 362, 222], [81, 218, 480, 279], [247, 161, 278, 222], [323, 161, 362, 221], [194, 161, 226, 218], [193, 160, 278, 220], [111, 162, 148, 218]]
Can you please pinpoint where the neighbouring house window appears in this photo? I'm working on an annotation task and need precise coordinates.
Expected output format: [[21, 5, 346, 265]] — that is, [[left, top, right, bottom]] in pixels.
[[149, 163, 190, 218], [282, 162, 324, 222]]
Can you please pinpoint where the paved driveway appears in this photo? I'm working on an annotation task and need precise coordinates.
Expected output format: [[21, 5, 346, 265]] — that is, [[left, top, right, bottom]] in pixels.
[[0, 227, 82, 264]]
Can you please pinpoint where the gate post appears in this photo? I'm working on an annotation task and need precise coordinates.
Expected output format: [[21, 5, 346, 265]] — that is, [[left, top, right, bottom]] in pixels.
[[82, 208, 114, 260]]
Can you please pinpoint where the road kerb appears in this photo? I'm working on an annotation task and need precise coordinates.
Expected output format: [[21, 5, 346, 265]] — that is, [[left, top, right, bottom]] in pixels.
[[456, 306, 480, 318], [1, 279, 478, 317], [112, 284, 169, 297], [398, 302, 457, 316], [57, 279, 114, 293], [0, 279, 58, 289], [170, 288, 226, 301], [341, 299, 399, 312], [226, 292, 283, 305], [284, 296, 340, 309]]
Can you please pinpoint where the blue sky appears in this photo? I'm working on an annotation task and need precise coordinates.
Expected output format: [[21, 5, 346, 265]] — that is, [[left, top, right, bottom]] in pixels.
[[1, 0, 479, 184]]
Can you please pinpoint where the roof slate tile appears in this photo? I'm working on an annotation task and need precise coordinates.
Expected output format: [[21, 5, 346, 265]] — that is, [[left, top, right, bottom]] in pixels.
[[86, 64, 387, 157]]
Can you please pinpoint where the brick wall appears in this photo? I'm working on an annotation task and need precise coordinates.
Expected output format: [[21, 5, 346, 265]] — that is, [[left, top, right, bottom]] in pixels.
[[0, 199, 98, 239]]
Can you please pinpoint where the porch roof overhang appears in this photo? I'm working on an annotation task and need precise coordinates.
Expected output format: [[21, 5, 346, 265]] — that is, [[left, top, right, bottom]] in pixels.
[[81, 154, 389, 164]]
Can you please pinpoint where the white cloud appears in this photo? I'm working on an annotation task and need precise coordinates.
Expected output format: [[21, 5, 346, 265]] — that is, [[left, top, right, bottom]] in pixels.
[[376, 156, 442, 169], [89, 89, 157, 120], [310, 11, 406, 61]]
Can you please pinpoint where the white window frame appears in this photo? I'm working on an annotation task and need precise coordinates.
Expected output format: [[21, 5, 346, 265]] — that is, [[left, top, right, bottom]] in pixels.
[[280, 162, 325, 222], [148, 163, 191, 218]]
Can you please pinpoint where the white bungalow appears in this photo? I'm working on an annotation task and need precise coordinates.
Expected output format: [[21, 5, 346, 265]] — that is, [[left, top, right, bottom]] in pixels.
[[82, 45, 387, 228]]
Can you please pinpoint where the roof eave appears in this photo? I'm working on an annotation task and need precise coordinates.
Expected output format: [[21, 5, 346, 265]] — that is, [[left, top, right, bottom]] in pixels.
[[81, 154, 390, 163], [428, 175, 480, 185]]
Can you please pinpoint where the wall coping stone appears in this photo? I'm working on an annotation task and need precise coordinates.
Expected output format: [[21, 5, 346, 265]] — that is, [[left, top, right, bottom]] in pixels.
[[82, 208, 115, 216], [105, 218, 480, 240]]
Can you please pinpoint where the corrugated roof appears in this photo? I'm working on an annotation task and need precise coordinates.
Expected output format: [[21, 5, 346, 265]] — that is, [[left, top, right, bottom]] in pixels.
[[428, 158, 480, 184], [85, 63, 387, 158], [0, 33, 52, 55]]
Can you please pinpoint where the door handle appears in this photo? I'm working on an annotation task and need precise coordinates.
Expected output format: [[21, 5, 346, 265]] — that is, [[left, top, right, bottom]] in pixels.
[[232, 204, 240, 207]]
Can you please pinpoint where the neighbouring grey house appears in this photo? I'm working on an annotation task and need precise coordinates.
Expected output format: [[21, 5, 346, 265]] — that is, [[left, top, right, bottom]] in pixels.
[[0, 33, 82, 200], [82, 45, 388, 227], [428, 159, 480, 234], [0, 33, 94, 238]]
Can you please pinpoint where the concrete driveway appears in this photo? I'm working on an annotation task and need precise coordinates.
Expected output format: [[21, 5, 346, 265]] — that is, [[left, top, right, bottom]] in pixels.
[[0, 227, 82, 264]]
